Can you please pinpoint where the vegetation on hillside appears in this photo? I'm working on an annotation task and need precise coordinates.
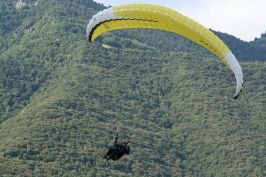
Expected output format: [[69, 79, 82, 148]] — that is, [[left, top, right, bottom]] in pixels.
[[0, 0, 266, 176]]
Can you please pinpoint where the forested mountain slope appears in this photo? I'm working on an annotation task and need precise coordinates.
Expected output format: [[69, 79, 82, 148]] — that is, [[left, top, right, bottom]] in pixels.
[[213, 30, 266, 62], [0, 0, 266, 176]]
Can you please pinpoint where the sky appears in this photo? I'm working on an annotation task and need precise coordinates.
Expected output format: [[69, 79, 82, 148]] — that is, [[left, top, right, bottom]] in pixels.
[[94, 0, 266, 42]]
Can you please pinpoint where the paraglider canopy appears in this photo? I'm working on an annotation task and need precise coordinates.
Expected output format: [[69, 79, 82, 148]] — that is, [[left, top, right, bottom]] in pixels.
[[86, 4, 243, 98]]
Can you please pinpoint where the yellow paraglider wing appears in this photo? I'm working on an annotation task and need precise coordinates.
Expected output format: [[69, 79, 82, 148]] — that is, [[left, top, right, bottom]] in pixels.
[[86, 4, 243, 98]]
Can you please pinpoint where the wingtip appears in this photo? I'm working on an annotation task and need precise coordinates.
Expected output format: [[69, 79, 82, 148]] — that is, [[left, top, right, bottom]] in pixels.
[[234, 94, 240, 99], [234, 84, 243, 99]]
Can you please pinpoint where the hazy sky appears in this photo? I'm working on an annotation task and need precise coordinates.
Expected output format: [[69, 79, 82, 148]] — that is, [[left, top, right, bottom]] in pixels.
[[94, 0, 266, 42]]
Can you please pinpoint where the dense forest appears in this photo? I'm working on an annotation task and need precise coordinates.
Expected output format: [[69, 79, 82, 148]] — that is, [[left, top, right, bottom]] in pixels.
[[0, 0, 266, 176]]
